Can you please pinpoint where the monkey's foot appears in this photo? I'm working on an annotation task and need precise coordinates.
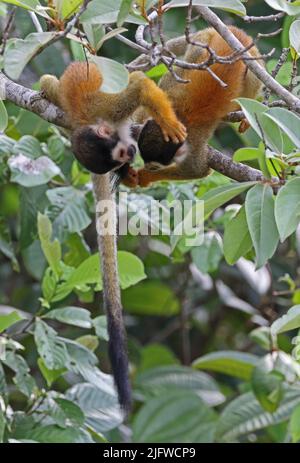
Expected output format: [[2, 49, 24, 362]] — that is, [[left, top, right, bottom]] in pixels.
[[239, 118, 251, 133], [121, 167, 139, 188], [138, 169, 153, 188], [160, 119, 187, 144]]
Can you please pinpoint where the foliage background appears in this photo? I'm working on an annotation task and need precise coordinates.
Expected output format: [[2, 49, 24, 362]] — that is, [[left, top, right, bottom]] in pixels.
[[1, 0, 300, 444]]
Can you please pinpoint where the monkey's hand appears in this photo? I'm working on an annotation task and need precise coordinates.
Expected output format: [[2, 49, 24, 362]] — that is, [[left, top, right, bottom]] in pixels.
[[121, 166, 139, 188], [159, 117, 187, 144]]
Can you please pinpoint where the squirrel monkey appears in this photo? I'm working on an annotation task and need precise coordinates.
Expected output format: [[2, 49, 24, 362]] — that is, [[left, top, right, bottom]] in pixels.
[[40, 62, 186, 177], [136, 26, 263, 186], [40, 62, 187, 413]]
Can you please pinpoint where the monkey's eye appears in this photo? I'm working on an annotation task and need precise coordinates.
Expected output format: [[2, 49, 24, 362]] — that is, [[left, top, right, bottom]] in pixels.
[[97, 124, 113, 138]]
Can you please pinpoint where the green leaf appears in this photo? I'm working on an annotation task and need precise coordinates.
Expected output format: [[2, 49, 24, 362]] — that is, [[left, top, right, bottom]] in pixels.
[[0, 100, 8, 132], [61, 251, 146, 295], [34, 319, 70, 370], [90, 56, 129, 93], [20, 425, 92, 443], [217, 386, 300, 442], [76, 335, 99, 352], [12, 135, 43, 159], [0, 310, 23, 333], [138, 343, 179, 373], [275, 177, 300, 241], [93, 315, 108, 341], [265, 108, 300, 149], [4, 32, 57, 80], [38, 213, 61, 275], [37, 357, 66, 387], [251, 358, 284, 413], [123, 281, 180, 316], [168, 0, 246, 16], [250, 327, 272, 351], [193, 351, 259, 381], [245, 184, 279, 269], [133, 390, 217, 443], [264, 0, 300, 15], [191, 232, 223, 274], [117, 0, 134, 26], [44, 307, 92, 328], [290, 404, 300, 443], [203, 182, 257, 219], [237, 99, 283, 153], [290, 20, 300, 57], [54, 398, 85, 427], [271, 305, 300, 337], [66, 382, 123, 433], [135, 365, 225, 407], [47, 187, 91, 240], [57, 0, 82, 19], [8, 154, 61, 187], [1, 0, 40, 10], [223, 205, 252, 265], [3, 351, 36, 397], [233, 147, 261, 163], [81, 0, 146, 26]]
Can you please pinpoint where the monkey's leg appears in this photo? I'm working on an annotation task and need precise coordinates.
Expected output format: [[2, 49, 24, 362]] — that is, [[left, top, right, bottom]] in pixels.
[[39, 75, 61, 106]]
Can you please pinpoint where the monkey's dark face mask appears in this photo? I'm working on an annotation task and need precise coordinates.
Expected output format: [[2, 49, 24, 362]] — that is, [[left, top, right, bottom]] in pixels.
[[71, 124, 136, 175], [138, 120, 184, 166]]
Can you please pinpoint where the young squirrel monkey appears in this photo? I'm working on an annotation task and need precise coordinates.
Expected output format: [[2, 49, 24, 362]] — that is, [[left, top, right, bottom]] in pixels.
[[40, 62, 186, 414], [40, 62, 186, 177], [136, 26, 263, 187]]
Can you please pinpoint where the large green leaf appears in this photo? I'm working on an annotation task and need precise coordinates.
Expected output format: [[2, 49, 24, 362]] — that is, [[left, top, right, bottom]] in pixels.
[[34, 319, 70, 370], [20, 425, 92, 443], [168, 0, 246, 16], [3, 351, 36, 397], [66, 382, 123, 432], [4, 32, 57, 80], [193, 351, 259, 380], [135, 365, 225, 407], [223, 205, 252, 265], [122, 280, 180, 316], [216, 387, 300, 442], [81, 0, 145, 25], [245, 184, 279, 269], [203, 182, 257, 219], [8, 154, 61, 187], [132, 390, 217, 443], [117, 0, 134, 26], [44, 307, 92, 328], [90, 56, 129, 93], [264, 0, 300, 15], [57, 0, 82, 19], [47, 187, 91, 240], [265, 108, 300, 149], [38, 213, 61, 276], [290, 19, 300, 57], [275, 177, 300, 241]]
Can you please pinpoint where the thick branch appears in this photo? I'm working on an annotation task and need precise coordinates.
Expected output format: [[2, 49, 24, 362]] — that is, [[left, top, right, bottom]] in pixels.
[[1, 65, 267, 184], [0, 72, 68, 128]]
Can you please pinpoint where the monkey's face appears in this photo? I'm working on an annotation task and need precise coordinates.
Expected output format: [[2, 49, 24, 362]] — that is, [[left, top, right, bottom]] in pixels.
[[138, 120, 184, 166], [71, 122, 136, 175]]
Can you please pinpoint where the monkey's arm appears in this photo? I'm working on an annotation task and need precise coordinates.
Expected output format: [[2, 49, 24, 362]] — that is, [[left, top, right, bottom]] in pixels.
[[98, 72, 187, 144]]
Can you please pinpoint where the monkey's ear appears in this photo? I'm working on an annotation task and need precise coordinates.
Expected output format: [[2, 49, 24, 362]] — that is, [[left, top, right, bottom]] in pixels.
[[97, 123, 113, 139]]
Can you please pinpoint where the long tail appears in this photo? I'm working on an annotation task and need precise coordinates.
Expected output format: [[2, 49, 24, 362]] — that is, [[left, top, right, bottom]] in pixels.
[[59, 62, 103, 127], [92, 173, 132, 415]]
